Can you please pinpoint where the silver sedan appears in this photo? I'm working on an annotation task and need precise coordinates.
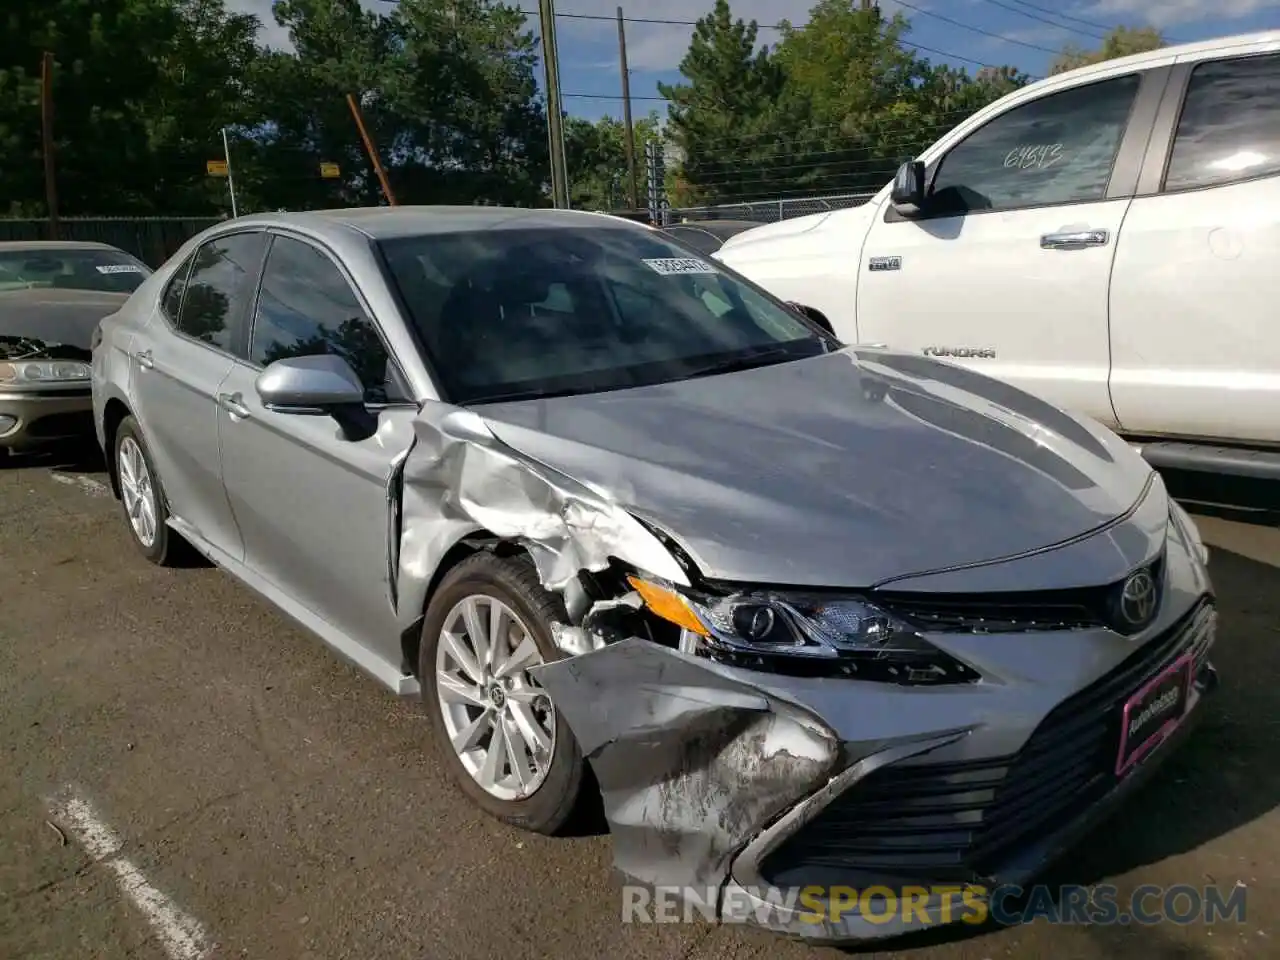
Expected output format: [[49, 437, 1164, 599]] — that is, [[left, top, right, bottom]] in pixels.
[[1, 241, 150, 453], [91, 207, 1216, 942]]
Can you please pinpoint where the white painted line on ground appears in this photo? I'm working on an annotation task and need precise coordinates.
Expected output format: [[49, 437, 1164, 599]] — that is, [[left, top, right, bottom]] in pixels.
[[48, 790, 211, 960], [50, 472, 110, 496]]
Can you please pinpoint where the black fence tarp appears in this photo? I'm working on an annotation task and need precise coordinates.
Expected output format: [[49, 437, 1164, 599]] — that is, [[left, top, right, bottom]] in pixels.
[[0, 217, 220, 267]]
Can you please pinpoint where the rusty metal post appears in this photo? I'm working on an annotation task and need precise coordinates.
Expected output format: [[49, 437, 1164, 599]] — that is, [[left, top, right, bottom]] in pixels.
[[347, 93, 397, 206]]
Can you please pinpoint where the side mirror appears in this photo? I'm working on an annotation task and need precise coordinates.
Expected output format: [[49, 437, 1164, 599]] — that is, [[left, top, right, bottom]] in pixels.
[[255, 354, 377, 440], [890, 160, 927, 216]]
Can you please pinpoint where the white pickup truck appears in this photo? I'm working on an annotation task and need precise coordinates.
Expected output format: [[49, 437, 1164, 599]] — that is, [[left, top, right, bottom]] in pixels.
[[714, 30, 1280, 490]]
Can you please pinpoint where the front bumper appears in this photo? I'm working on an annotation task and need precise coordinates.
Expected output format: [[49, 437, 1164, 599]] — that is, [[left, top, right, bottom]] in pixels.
[[534, 527, 1217, 943], [0, 388, 94, 450], [720, 603, 1217, 941]]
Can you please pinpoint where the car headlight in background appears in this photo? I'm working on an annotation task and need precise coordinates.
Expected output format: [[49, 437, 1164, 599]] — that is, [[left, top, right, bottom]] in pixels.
[[627, 575, 979, 685], [0, 360, 92, 384], [1170, 500, 1210, 567]]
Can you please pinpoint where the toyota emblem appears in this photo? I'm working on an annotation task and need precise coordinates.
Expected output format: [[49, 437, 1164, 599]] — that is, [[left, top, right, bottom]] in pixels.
[[1118, 569, 1158, 629]]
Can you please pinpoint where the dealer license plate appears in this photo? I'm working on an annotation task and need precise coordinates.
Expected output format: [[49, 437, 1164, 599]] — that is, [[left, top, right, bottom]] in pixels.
[[1115, 652, 1194, 777]]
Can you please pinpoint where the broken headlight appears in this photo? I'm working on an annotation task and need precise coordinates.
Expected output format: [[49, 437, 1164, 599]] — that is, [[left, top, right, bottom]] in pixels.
[[627, 576, 979, 685]]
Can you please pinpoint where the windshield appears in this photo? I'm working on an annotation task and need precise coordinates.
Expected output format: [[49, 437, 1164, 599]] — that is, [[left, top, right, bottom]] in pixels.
[[379, 224, 831, 404], [0, 247, 151, 294]]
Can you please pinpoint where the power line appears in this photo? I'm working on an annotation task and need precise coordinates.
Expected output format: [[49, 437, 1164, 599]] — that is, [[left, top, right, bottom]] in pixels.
[[974, 0, 1108, 42], [890, 0, 1062, 54], [1002, 0, 1191, 43], [373, 4, 1046, 100], [512, 8, 1036, 74]]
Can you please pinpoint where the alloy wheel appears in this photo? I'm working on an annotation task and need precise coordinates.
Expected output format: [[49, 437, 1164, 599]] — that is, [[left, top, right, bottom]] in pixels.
[[434, 594, 557, 801], [118, 436, 158, 548]]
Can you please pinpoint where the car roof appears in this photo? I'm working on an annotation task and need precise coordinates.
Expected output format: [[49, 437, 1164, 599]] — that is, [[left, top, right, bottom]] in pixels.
[[0, 240, 125, 253], [1016, 29, 1280, 98], [231, 205, 645, 243]]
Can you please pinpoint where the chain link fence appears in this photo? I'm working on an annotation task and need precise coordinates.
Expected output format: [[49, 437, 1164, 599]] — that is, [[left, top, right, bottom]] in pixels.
[[662, 192, 877, 226], [0, 217, 220, 267]]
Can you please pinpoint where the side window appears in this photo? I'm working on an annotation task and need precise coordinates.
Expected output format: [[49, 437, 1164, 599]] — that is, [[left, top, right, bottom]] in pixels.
[[161, 255, 194, 320], [929, 74, 1141, 214], [1164, 53, 1280, 191], [177, 232, 267, 353], [249, 235, 401, 404]]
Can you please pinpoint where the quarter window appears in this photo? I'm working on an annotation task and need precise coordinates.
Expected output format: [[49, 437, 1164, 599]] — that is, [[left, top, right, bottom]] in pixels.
[[1164, 53, 1280, 191], [249, 235, 400, 403], [176, 232, 267, 353], [161, 255, 193, 320], [929, 74, 1141, 214]]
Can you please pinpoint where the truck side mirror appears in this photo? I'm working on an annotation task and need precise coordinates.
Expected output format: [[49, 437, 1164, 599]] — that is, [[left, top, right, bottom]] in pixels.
[[890, 160, 927, 217]]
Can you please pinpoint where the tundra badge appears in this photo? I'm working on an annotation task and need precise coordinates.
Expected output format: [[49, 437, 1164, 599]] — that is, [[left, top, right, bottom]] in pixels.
[[868, 256, 902, 272], [923, 346, 997, 359]]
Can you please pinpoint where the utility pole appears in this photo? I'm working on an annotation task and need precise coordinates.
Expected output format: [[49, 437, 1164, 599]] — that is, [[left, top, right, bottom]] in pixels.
[[346, 93, 398, 206], [220, 127, 239, 218], [538, 0, 570, 208], [617, 7, 639, 211], [40, 52, 59, 240]]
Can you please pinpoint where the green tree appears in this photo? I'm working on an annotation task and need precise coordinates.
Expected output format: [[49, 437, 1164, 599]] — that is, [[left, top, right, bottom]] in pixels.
[[658, 0, 789, 205], [770, 1, 1025, 196], [564, 112, 661, 210], [661, 0, 1028, 202], [0, 0, 261, 216], [237, 0, 549, 210], [1050, 25, 1165, 75], [388, 0, 548, 205]]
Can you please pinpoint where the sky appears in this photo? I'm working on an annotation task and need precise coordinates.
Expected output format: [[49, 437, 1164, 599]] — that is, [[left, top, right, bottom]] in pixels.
[[229, 0, 1280, 122]]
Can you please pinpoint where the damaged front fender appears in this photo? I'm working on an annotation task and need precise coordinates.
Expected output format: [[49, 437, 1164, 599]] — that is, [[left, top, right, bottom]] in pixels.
[[395, 406, 690, 628], [531, 639, 842, 892]]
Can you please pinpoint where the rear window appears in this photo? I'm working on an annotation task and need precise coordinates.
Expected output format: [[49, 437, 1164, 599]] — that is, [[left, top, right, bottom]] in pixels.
[[0, 248, 151, 294]]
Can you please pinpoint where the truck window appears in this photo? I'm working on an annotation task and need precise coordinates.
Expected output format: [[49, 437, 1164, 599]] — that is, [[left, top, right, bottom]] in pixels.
[[927, 74, 1141, 214], [1163, 53, 1280, 192]]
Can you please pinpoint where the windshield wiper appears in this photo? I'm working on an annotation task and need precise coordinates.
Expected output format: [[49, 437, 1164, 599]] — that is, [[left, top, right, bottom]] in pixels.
[[679, 345, 817, 380], [464, 386, 591, 405]]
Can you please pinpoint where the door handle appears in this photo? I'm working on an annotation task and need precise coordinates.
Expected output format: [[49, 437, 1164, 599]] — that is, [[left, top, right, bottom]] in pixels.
[[133, 349, 154, 370], [1040, 229, 1109, 249], [217, 392, 251, 420]]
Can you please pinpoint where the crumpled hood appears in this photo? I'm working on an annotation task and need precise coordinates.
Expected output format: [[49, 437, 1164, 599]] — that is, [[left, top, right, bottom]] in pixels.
[[0, 289, 128, 353], [475, 348, 1153, 588]]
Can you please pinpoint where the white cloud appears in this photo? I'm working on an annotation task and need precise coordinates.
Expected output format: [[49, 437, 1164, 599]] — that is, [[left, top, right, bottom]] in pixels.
[[1079, 0, 1280, 26]]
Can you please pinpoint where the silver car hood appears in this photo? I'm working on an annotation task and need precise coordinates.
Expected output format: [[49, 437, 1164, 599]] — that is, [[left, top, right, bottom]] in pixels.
[[473, 347, 1153, 588]]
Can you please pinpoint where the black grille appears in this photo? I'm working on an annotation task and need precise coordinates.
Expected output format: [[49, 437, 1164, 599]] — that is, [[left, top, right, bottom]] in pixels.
[[27, 409, 94, 438], [875, 555, 1165, 634], [761, 601, 1215, 888]]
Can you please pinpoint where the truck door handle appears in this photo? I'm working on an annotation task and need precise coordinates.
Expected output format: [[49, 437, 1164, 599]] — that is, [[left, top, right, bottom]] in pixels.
[[133, 349, 154, 370], [1040, 229, 1109, 249], [217, 392, 251, 420]]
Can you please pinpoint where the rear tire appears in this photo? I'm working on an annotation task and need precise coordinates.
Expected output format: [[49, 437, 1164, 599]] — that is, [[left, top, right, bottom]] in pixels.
[[420, 551, 586, 835], [113, 416, 179, 566]]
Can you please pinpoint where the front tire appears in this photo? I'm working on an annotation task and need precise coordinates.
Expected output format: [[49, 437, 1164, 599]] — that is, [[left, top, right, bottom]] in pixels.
[[114, 416, 178, 566], [420, 551, 585, 835]]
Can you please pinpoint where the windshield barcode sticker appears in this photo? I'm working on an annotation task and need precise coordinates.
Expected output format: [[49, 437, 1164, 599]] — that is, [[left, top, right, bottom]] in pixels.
[[642, 258, 718, 276], [96, 264, 143, 274]]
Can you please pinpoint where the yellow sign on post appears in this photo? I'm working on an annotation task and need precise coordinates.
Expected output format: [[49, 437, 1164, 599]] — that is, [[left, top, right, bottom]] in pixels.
[[206, 160, 229, 177], [319, 162, 340, 179]]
